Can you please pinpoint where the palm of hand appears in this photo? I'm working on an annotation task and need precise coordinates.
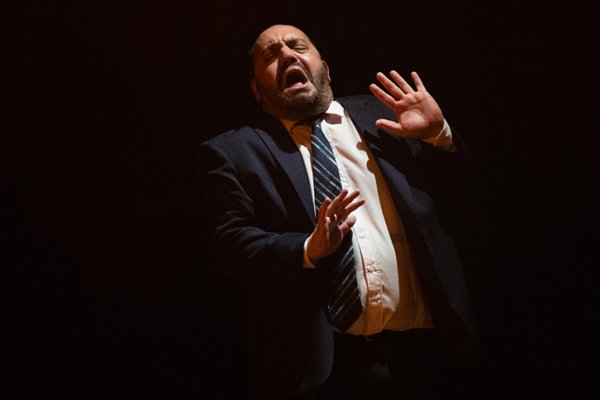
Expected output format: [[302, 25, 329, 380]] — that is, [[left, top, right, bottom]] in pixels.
[[391, 92, 443, 138], [306, 190, 364, 264], [323, 217, 345, 250], [370, 70, 444, 139]]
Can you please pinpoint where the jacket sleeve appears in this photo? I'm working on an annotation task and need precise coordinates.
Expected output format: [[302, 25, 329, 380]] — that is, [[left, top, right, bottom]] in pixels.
[[199, 140, 313, 289]]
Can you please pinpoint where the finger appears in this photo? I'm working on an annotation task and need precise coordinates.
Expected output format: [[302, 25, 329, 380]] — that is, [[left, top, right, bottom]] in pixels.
[[327, 189, 349, 217], [337, 214, 357, 235], [376, 72, 406, 99], [369, 83, 397, 110], [375, 119, 405, 135], [344, 197, 365, 216], [337, 189, 361, 210], [410, 71, 427, 91], [332, 189, 361, 219], [336, 208, 362, 228], [337, 196, 365, 220], [390, 70, 415, 94], [345, 214, 356, 227], [330, 213, 339, 226], [338, 203, 365, 224], [317, 197, 332, 224]]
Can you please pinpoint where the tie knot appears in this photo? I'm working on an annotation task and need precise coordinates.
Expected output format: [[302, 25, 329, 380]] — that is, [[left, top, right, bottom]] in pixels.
[[290, 115, 322, 136], [295, 113, 325, 129], [310, 117, 326, 140]]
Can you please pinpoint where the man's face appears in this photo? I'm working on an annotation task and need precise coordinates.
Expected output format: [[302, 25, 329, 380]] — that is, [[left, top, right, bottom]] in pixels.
[[250, 25, 333, 121]]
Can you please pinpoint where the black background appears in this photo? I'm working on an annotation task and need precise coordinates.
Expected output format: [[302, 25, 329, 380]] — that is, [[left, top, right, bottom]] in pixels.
[[4, 0, 598, 398]]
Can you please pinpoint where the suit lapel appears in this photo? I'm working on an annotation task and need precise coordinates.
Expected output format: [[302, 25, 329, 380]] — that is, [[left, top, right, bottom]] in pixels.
[[338, 96, 422, 156], [254, 119, 316, 224]]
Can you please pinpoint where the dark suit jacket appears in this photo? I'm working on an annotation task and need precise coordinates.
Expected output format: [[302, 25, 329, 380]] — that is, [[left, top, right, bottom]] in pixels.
[[199, 95, 481, 399]]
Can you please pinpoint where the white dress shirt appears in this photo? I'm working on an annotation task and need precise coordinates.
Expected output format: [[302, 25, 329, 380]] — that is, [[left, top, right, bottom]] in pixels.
[[282, 100, 454, 336]]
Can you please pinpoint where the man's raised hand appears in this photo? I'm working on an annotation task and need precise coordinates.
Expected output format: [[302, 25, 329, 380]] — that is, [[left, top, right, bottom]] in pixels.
[[306, 189, 364, 264], [369, 71, 444, 140]]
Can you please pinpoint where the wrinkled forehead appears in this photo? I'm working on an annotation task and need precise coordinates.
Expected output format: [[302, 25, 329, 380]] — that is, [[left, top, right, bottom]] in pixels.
[[253, 25, 312, 53]]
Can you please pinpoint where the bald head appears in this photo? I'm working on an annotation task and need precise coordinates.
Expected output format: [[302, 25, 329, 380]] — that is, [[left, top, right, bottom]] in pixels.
[[249, 25, 332, 121], [250, 25, 317, 63]]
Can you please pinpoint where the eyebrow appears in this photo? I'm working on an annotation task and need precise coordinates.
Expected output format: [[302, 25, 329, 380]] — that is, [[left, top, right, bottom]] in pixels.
[[263, 37, 308, 55], [263, 41, 283, 55]]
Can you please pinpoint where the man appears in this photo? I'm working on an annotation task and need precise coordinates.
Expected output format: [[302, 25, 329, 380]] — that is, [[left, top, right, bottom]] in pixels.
[[200, 24, 480, 399]]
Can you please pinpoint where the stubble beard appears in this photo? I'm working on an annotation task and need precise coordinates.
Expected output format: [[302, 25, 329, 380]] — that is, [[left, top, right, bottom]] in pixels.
[[258, 65, 333, 121]]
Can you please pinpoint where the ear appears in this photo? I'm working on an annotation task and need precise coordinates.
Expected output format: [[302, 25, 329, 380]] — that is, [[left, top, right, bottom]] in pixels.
[[322, 60, 331, 83], [250, 78, 260, 102]]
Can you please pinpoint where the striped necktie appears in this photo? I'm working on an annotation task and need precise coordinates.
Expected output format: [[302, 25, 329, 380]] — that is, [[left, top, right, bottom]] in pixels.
[[310, 118, 362, 332]]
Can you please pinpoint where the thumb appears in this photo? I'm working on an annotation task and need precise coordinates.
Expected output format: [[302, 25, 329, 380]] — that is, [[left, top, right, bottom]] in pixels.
[[375, 119, 413, 138]]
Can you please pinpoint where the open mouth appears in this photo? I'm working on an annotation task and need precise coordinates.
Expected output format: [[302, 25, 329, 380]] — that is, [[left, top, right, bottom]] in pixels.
[[281, 66, 308, 91]]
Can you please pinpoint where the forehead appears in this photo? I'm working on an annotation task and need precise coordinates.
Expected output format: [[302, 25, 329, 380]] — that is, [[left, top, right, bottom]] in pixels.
[[254, 25, 312, 51]]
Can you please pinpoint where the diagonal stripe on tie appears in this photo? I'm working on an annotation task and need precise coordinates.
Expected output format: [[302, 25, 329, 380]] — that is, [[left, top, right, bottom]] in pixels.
[[310, 118, 362, 332]]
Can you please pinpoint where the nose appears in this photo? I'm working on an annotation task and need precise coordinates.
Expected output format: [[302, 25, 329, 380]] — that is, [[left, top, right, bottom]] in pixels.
[[279, 46, 298, 69]]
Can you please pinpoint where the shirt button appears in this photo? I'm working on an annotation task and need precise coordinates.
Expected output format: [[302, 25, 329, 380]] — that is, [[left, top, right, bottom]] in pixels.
[[358, 232, 366, 238]]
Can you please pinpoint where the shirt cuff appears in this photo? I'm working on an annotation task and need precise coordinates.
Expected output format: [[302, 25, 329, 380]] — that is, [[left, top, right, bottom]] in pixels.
[[421, 119, 456, 152], [303, 238, 317, 269]]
